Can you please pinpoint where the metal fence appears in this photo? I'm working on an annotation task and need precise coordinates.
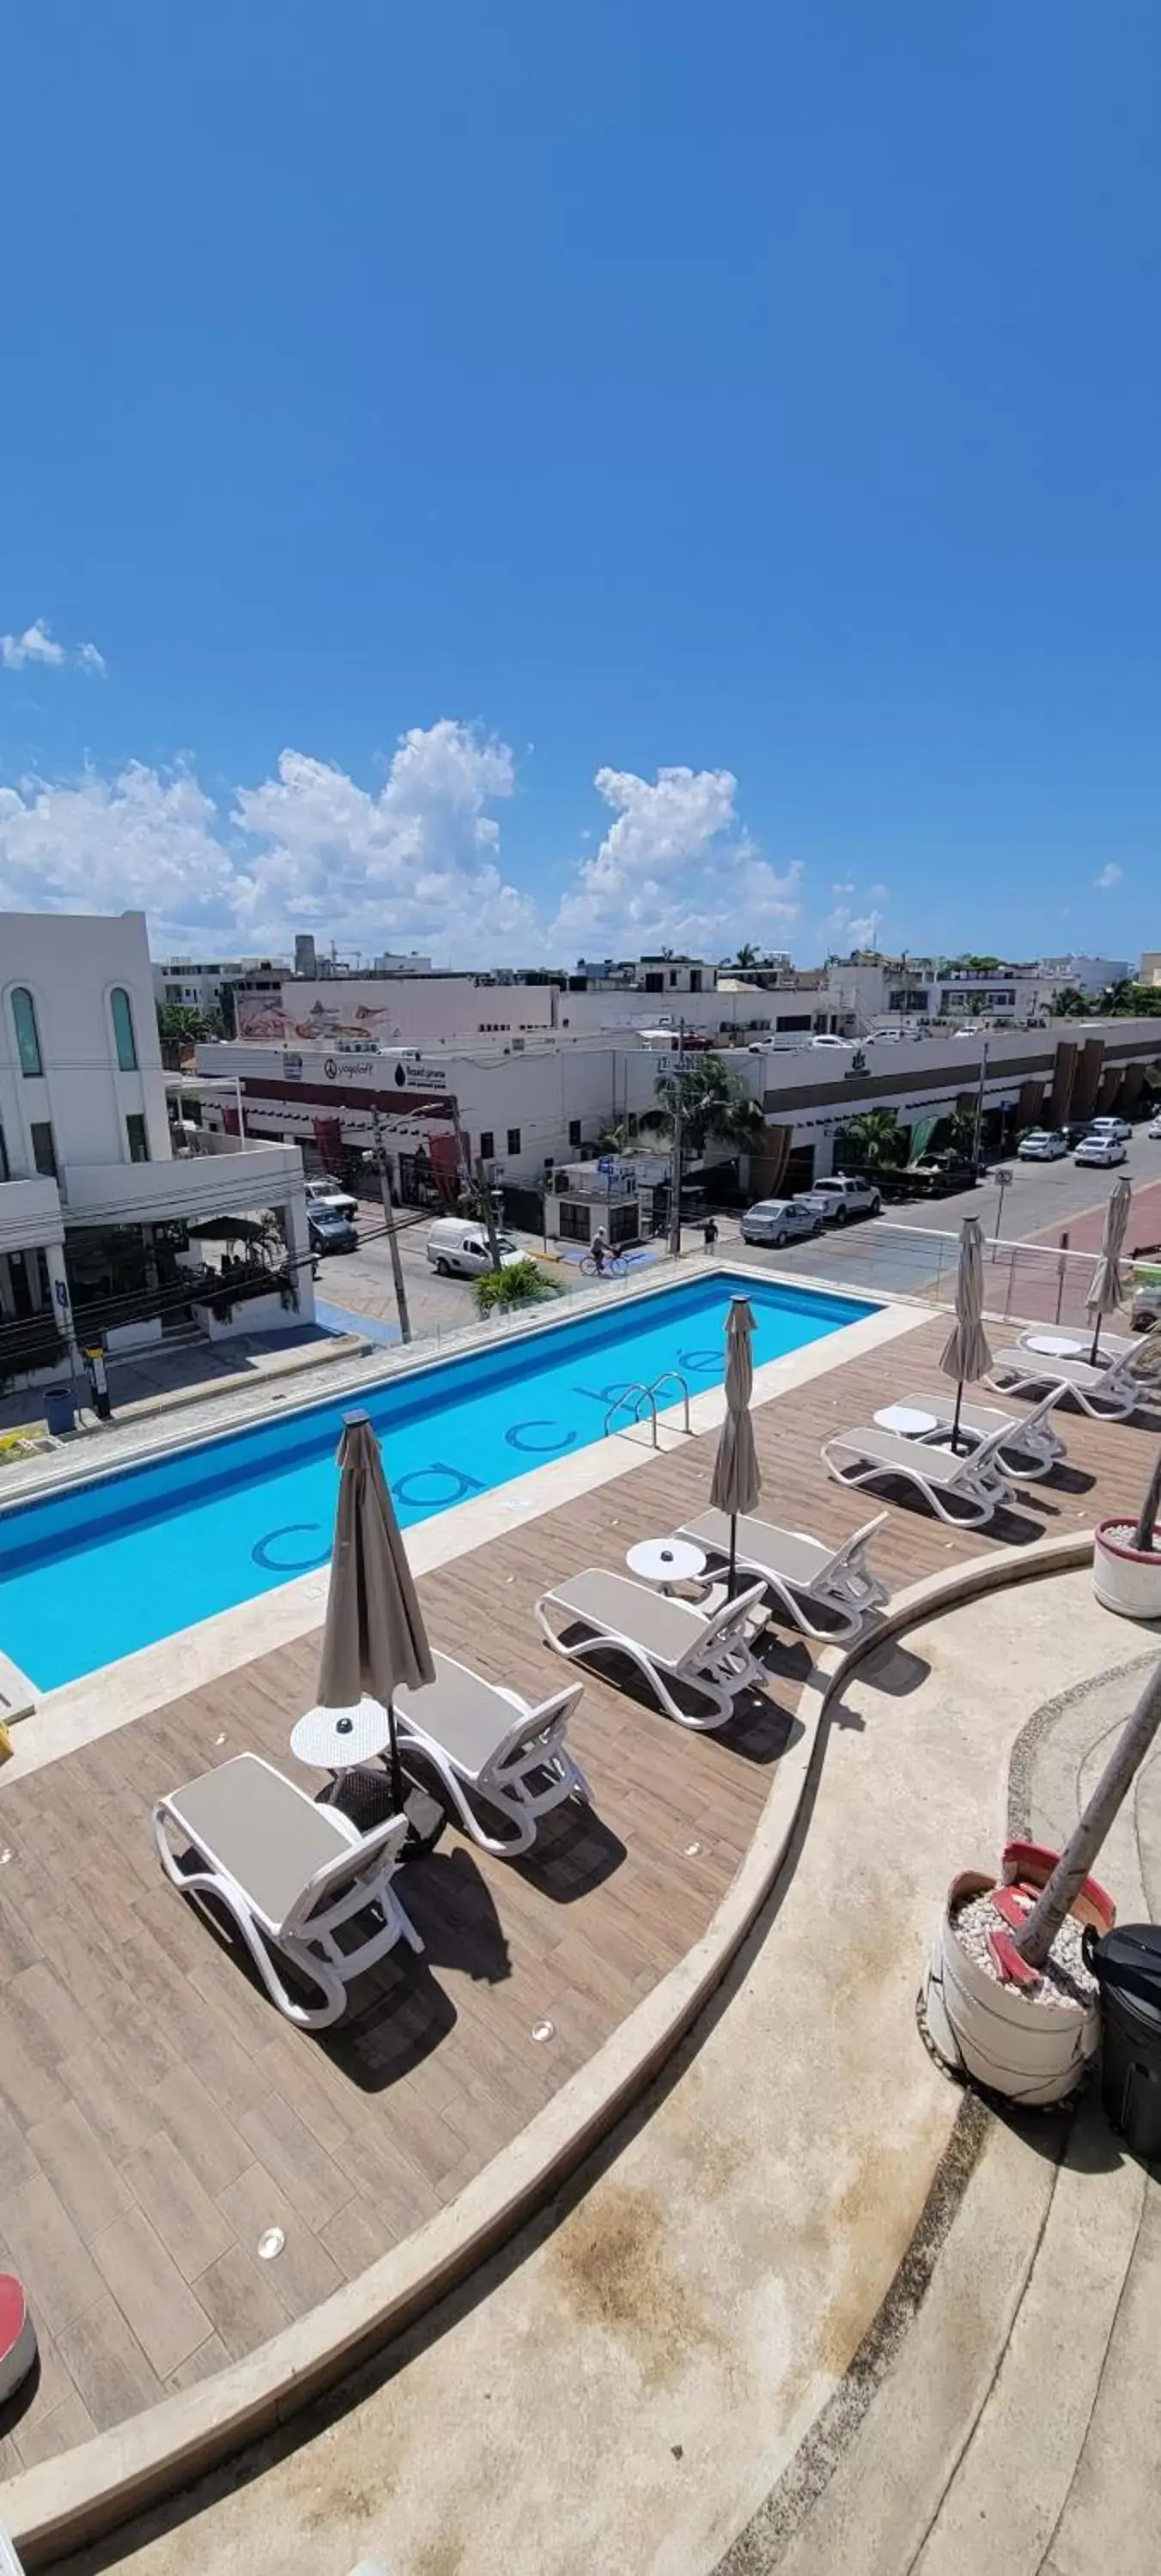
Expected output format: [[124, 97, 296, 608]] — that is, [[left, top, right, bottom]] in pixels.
[[779, 1219, 1107, 1328]]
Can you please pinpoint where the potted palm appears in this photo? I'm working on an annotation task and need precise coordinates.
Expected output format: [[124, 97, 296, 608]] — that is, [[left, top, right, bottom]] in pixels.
[[923, 1649, 1161, 2104]]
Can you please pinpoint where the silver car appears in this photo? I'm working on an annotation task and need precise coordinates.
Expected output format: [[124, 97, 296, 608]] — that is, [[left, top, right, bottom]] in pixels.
[[740, 1196, 824, 1249]]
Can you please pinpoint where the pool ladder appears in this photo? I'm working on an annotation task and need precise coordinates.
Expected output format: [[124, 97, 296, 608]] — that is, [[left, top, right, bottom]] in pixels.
[[604, 1370, 691, 1449]]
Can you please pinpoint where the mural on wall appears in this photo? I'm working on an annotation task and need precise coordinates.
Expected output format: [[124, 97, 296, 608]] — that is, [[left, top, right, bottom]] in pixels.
[[236, 994, 405, 1043]]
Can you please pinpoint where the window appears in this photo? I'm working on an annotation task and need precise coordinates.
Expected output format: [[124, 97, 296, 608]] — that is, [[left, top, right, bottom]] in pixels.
[[126, 1113, 150, 1163], [644, 972, 664, 993], [10, 987, 42, 1077], [30, 1122, 57, 1179], [669, 970, 678, 987], [507, 1127, 521, 1156], [568, 1119, 582, 1148], [111, 987, 138, 1070], [690, 971, 702, 992], [559, 1200, 591, 1242], [479, 1129, 495, 1161]]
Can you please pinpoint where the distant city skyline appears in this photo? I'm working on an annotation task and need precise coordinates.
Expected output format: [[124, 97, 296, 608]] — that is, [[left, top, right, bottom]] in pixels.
[[2, 6, 1158, 968]]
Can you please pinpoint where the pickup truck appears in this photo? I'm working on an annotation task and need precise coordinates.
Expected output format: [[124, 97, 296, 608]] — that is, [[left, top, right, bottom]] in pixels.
[[799, 1175, 883, 1225]]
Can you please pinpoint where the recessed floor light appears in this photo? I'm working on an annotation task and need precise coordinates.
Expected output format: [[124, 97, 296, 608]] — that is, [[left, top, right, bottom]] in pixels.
[[257, 2227, 285, 2261], [531, 2018, 555, 2043]]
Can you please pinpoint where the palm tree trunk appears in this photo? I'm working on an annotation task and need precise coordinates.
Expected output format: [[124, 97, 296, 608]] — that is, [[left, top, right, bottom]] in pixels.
[[1014, 1656, 1161, 1971]]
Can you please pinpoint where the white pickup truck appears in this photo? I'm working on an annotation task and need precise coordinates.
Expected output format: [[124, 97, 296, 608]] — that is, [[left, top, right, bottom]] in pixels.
[[799, 1174, 883, 1225]]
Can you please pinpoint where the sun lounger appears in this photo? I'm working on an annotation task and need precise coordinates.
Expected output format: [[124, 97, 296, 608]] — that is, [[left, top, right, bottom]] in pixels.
[[1015, 1328, 1137, 1367], [891, 1386, 1067, 1480], [822, 1422, 1013, 1525], [153, 1751, 422, 2030], [535, 1569, 768, 1729], [674, 1507, 889, 1639], [393, 1653, 590, 1856], [988, 1348, 1140, 1420]]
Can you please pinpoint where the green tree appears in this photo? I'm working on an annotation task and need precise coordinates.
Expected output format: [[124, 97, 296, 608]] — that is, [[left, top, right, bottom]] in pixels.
[[638, 1052, 764, 1157], [155, 1002, 224, 1064], [839, 1109, 907, 1170], [1050, 986, 1091, 1018], [472, 1257, 559, 1316], [732, 941, 759, 970]]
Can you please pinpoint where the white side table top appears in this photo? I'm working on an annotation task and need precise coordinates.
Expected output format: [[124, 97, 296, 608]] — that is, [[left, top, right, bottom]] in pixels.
[[290, 1697, 393, 1771], [1022, 1332, 1083, 1358], [874, 1403, 939, 1437], [626, 1538, 707, 1588]]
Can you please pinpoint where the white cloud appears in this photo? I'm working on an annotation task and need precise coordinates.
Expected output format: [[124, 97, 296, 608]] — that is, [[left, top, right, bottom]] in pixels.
[[0, 726, 803, 967], [831, 878, 854, 896], [1, 619, 106, 675], [2, 620, 66, 670], [824, 900, 883, 950], [551, 763, 802, 956], [866, 881, 889, 901], [1094, 862, 1122, 890], [0, 720, 536, 961]]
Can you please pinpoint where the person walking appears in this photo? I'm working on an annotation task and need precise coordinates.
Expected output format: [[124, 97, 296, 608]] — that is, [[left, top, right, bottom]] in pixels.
[[702, 1214, 719, 1255]]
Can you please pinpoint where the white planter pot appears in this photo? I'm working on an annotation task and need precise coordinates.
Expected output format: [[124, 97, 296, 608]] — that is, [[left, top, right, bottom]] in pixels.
[[1092, 1518, 1161, 1620], [922, 1870, 1101, 2107]]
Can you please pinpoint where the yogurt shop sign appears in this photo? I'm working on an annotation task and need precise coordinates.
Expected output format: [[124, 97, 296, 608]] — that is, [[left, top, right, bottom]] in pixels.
[[314, 1053, 449, 1091]]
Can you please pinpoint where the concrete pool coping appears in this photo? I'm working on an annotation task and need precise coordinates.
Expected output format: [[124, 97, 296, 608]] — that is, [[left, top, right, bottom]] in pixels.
[[0, 1523, 1094, 2563], [3, 1273, 926, 1784]]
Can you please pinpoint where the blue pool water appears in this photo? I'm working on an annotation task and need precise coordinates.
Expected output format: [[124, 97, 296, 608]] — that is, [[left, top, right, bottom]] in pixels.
[[0, 1273, 873, 1690]]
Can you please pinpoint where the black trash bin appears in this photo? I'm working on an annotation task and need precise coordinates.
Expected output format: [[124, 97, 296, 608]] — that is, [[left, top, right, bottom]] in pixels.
[[1083, 1923, 1161, 2159]]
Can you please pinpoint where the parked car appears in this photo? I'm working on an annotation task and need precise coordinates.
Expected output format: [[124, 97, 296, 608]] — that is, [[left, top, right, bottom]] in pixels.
[[740, 1197, 824, 1249], [1074, 1133, 1128, 1168], [304, 1175, 359, 1220], [903, 1152, 982, 1195], [1088, 1115, 1134, 1143], [426, 1217, 523, 1278], [1017, 1130, 1069, 1162], [799, 1174, 883, 1224], [1148, 1116, 1161, 1142], [307, 1205, 358, 1255]]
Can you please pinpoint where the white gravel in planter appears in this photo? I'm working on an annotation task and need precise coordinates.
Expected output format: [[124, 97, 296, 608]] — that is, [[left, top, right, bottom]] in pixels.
[[953, 1891, 1098, 2014], [1100, 1522, 1161, 1555]]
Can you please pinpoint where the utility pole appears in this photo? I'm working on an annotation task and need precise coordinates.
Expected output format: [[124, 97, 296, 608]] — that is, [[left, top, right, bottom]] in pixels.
[[971, 1033, 991, 1170], [668, 1018, 685, 1259], [448, 1097, 501, 1268], [373, 1112, 412, 1344]]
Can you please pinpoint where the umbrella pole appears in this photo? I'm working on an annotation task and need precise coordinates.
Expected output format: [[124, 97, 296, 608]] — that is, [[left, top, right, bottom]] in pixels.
[[1090, 1320, 1102, 1365], [950, 1379, 964, 1455], [727, 1514, 738, 1600]]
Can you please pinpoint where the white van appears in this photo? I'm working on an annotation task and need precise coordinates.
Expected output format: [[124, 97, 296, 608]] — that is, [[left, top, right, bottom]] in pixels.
[[426, 1218, 523, 1279]]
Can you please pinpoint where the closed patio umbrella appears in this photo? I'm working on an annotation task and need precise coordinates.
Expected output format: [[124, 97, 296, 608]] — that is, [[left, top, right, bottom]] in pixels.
[[1086, 1175, 1132, 1364], [313, 1409, 435, 1817], [940, 1215, 993, 1455], [710, 1294, 762, 1595]]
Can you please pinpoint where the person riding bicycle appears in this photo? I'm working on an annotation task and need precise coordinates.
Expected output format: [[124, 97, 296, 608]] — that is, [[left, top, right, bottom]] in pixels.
[[591, 1228, 609, 1276]]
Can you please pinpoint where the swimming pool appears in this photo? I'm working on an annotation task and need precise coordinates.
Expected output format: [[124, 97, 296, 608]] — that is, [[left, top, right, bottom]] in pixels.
[[0, 1272, 874, 1691]]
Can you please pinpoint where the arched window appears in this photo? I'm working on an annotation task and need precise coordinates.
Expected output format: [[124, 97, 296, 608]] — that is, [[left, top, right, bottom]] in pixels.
[[111, 987, 138, 1071], [10, 987, 42, 1077]]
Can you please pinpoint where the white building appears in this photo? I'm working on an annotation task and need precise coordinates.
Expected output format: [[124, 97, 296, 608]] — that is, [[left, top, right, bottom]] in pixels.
[[153, 953, 290, 1030], [2, 913, 312, 1390]]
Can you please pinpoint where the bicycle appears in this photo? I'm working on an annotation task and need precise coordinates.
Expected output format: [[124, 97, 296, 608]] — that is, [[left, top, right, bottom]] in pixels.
[[579, 1249, 629, 1278]]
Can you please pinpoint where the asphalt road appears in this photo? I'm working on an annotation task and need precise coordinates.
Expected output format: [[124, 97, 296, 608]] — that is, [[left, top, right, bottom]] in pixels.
[[884, 1130, 1161, 1244]]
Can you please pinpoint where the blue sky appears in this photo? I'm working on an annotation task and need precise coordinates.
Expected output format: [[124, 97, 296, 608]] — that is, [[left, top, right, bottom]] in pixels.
[[2, 1, 1158, 969]]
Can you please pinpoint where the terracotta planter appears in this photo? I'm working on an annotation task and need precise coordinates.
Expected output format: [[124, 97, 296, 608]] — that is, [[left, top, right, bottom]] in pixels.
[[922, 1867, 1107, 2106], [1093, 1518, 1161, 1621]]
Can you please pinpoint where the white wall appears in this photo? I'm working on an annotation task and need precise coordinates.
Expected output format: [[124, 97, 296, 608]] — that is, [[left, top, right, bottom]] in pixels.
[[1, 909, 170, 1182]]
